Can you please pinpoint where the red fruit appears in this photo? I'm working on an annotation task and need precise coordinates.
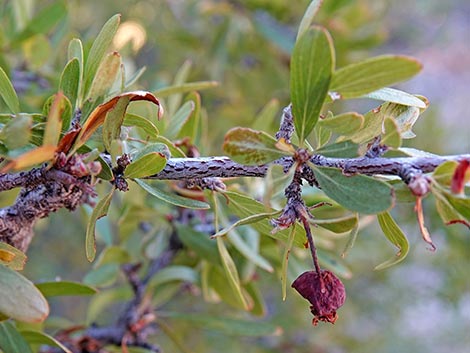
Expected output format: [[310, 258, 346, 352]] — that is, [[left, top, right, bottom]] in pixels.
[[292, 270, 346, 326]]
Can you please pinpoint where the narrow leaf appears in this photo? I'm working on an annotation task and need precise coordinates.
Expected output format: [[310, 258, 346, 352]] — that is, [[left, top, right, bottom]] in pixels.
[[0, 145, 56, 172], [330, 55, 422, 99], [135, 179, 210, 209], [83, 14, 121, 96], [223, 127, 290, 165], [20, 331, 72, 353], [211, 211, 281, 239], [291, 26, 334, 143], [362, 87, 427, 108], [312, 166, 394, 214], [43, 92, 66, 146], [375, 212, 410, 270], [154, 81, 218, 97], [87, 51, 121, 100], [123, 113, 159, 138], [165, 101, 195, 140], [0, 322, 33, 353], [0, 66, 20, 113], [281, 225, 296, 300], [149, 266, 199, 289], [102, 95, 130, 150], [297, 0, 324, 40], [36, 281, 97, 297], [160, 312, 281, 337], [86, 189, 115, 262], [175, 225, 220, 265], [59, 58, 80, 109], [0, 264, 49, 323]]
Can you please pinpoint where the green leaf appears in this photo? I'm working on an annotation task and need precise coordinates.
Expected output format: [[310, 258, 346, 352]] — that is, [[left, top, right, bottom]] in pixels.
[[362, 87, 427, 108], [330, 55, 422, 99], [313, 123, 331, 149], [297, 0, 324, 40], [0, 66, 20, 114], [263, 164, 296, 205], [160, 312, 281, 337], [175, 224, 220, 265], [432, 160, 458, 187], [14, 2, 67, 43], [102, 95, 130, 151], [83, 14, 121, 96], [135, 179, 210, 209], [0, 321, 33, 353], [341, 224, 359, 258], [154, 81, 219, 98], [315, 140, 359, 158], [123, 113, 159, 138], [148, 266, 199, 289], [317, 251, 352, 278], [86, 286, 132, 324], [318, 112, 364, 136], [20, 330, 72, 353], [0, 242, 27, 270], [381, 117, 402, 148], [43, 93, 68, 147], [59, 58, 80, 110], [179, 91, 201, 143], [375, 212, 410, 270], [83, 263, 120, 288], [86, 188, 115, 262], [36, 281, 97, 297], [224, 191, 306, 247], [0, 264, 49, 323], [313, 213, 358, 233], [281, 225, 296, 300], [290, 26, 334, 143], [124, 152, 168, 179], [165, 100, 195, 140], [252, 99, 280, 131], [94, 245, 131, 267], [312, 166, 394, 214], [0, 114, 32, 149], [211, 211, 281, 239], [223, 127, 290, 165]]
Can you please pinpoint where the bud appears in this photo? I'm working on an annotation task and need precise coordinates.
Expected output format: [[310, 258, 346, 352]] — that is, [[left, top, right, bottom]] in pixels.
[[292, 270, 346, 326]]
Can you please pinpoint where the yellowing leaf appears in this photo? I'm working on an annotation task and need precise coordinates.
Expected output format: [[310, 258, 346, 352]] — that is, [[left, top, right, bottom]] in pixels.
[[375, 212, 410, 270], [0, 242, 27, 270], [43, 92, 66, 147], [87, 51, 121, 100], [0, 145, 56, 172]]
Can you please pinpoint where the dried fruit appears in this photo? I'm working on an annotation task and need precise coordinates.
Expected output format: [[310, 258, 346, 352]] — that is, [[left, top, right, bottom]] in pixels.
[[292, 270, 346, 326]]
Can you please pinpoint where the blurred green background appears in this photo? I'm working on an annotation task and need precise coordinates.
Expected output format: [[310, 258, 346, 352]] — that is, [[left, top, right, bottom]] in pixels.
[[2, 0, 468, 352]]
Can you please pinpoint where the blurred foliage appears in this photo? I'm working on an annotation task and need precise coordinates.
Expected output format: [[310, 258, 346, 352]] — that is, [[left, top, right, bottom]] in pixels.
[[0, 1, 469, 353]]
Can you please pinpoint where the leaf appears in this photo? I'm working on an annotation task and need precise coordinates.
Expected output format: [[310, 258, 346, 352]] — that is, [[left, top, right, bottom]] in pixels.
[[20, 330, 72, 353], [281, 225, 296, 300], [0, 242, 27, 270], [124, 152, 168, 179], [432, 160, 458, 187], [224, 191, 307, 247], [165, 101, 195, 140], [59, 58, 80, 111], [43, 93, 67, 147], [83, 14, 121, 96], [361, 87, 427, 108], [0, 321, 33, 353], [135, 179, 210, 209], [211, 211, 281, 239], [0, 264, 49, 323], [252, 98, 280, 131], [263, 164, 296, 206], [0, 145, 56, 172], [297, 0, 324, 40], [36, 281, 97, 297], [330, 55, 422, 99], [179, 91, 201, 143], [86, 188, 115, 262], [153, 81, 219, 97], [223, 127, 290, 165], [148, 266, 199, 289], [13, 2, 66, 43], [375, 212, 410, 270], [83, 263, 120, 288], [312, 166, 394, 214], [154, 318, 195, 353], [291, 26, 334, 144], [381, 117, 402, 148], [175, 225, 220, 265], [123, 113, 159, 138], [341, 224, 359, 258], [318, 112, 364, 136], [102, 95, 130, 150], [160, 312, 281, 337], [87, 51, 121, 100], [315, 140, 359, 158], [72, 91, 161, 153], [0, 66, 20, 113], [313, 213, 358, 233], [0, 114, 32, 149]]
